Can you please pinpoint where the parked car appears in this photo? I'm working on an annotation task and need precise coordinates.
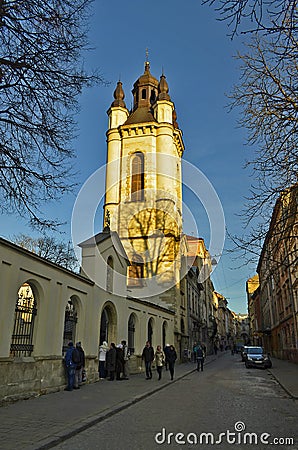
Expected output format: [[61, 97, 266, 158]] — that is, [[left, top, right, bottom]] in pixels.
[[244, 346, 272, 369]]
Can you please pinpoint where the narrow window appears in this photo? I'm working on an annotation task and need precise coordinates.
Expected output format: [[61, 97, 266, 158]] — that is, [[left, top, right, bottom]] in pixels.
[[128, 314, 136, 355], [142, 88, 146, 99], [10, 282, 37, 357], [106, 256, 114, 293], [131, 153, 144, 201], [62, 298, 77, 354], [150, 89, 156, 104]]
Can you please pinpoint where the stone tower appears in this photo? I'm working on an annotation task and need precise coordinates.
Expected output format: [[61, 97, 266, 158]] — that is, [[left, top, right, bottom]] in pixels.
[[103, 60, 185, 301]]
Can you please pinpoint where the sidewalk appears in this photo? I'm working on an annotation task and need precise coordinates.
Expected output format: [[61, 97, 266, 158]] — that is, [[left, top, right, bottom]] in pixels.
[[0, 357, 208, 450], [0, 353, 297, 450], [268, 357, 298, 400]]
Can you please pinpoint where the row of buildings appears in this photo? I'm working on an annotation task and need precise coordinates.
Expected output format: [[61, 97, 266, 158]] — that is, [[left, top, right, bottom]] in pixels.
[[0, 231, 248, 403], [247, 183, 298, 363], [0, 61, 249, 403]]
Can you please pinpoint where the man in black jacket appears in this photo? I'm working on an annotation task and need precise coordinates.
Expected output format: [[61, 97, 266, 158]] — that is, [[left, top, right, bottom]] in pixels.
[[142, 341, 154, 379], [196, 345, 205, 372]]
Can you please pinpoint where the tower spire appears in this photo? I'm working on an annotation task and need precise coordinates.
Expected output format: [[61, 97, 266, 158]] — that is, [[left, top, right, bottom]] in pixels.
[[111, 80, 126, 108], [144, 48, 150, 72]]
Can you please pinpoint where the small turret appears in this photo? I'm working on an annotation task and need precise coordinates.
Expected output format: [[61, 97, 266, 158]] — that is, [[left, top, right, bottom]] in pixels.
[[111, 81, 126, 108], [158, 74, 171, 101]]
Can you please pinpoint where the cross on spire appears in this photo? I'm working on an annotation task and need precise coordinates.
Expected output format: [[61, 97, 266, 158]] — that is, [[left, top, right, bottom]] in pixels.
[[145, 48, 150, 72]]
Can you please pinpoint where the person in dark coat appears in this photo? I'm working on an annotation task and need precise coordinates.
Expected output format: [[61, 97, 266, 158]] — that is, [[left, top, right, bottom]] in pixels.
[[164, 344, 170, 370], [64, 341, 76, 391], [167, 345, 177, 380], [196, 345, 205, 372], [116, 344, 125, 380], [106, 343, 117, 381], [142, 341, 154, 379], [74, 341, 85, 389]]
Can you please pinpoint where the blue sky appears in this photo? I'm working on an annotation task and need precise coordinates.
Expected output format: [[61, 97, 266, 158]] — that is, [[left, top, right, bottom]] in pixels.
[[1, 0, 259, 313]]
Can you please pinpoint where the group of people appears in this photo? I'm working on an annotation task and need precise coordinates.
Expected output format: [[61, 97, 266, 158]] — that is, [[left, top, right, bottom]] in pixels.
[[142, 342, 177, 381], [64, 341, 86, 391], [99, 340, 130, 381], [65, 340, 179, 390]]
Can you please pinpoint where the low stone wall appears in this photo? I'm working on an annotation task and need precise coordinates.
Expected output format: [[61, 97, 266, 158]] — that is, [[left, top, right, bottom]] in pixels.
[[0, 356, 99, 404]]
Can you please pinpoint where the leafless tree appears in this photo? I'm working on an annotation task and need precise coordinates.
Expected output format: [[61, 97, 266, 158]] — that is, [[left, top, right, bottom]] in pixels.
[[202, 0, 298, 39], [204, 0, 298, 262], [12, 233, 80, 272], [232, 31, 298, 220], [0, 0, 103, 229]]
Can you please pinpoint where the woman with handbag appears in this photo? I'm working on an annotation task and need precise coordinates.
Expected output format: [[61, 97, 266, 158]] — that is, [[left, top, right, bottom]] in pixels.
[[155, 345, 165, 381]]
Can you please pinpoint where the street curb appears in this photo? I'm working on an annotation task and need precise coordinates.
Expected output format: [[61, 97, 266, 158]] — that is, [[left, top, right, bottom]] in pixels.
[[267, 369, 298, 400], [32, 357, 218, 450]]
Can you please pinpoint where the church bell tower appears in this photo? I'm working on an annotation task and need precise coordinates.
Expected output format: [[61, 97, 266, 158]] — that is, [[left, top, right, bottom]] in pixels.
[[103, 59, 185, 299]]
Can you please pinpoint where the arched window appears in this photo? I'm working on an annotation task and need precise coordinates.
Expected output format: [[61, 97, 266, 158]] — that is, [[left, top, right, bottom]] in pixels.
[[106, 256, 114, 293], [148, 318, 154, 345], [131, 153, 144, 201], [127, 254, 144, 287], [150, 89, 156, 104], [100, 308, 109, 345], [162, 321, 167, 349], [128, 314, 136, 355], [10, 282, 37, 357], [62, 298, 77, 353], [142, 88, 147, 99]]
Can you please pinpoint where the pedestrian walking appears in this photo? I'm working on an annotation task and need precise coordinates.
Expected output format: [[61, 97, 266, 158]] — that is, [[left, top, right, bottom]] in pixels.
[[98, 341, 109, 379], [167, 345, 177, 380], [155, 345, 165, 380], [196, 345, 205, 372], [74, 342, 85, 389], [142, 341, 154, 379], [121, 340, 130, 379], [106, 343, 117, 381], [64, 341, 76, 391]]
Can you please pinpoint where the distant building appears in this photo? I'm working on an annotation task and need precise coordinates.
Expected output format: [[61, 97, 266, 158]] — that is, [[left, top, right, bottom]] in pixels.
[[257, 184, 298, 362]]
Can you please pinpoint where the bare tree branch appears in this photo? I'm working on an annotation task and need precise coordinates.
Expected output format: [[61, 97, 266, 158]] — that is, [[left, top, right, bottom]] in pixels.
[[0, 0, 105, 229]]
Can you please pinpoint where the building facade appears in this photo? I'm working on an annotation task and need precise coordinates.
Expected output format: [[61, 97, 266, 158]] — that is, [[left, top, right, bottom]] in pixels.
[[257, 184, 298, 362], [102, 61, 188, 353]]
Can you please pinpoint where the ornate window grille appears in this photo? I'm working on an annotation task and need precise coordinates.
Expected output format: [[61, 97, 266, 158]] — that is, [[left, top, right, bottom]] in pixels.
[[62, 300, 77, 354], [10, 283, 37, 357]]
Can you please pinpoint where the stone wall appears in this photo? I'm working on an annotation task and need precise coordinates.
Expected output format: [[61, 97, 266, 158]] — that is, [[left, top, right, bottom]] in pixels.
[[0, 356, 100, 404]]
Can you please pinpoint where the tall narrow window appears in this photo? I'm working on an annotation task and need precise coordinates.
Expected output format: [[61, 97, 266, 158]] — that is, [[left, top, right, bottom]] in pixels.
[[131, 153, 144, 201], [106, 256, 114, 293], [10, 282, 37, 357], [128, 314, 136, 355], [148, 318, 154, 345], [100, 308, 109, 345], [62, 298, 77, 354]]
